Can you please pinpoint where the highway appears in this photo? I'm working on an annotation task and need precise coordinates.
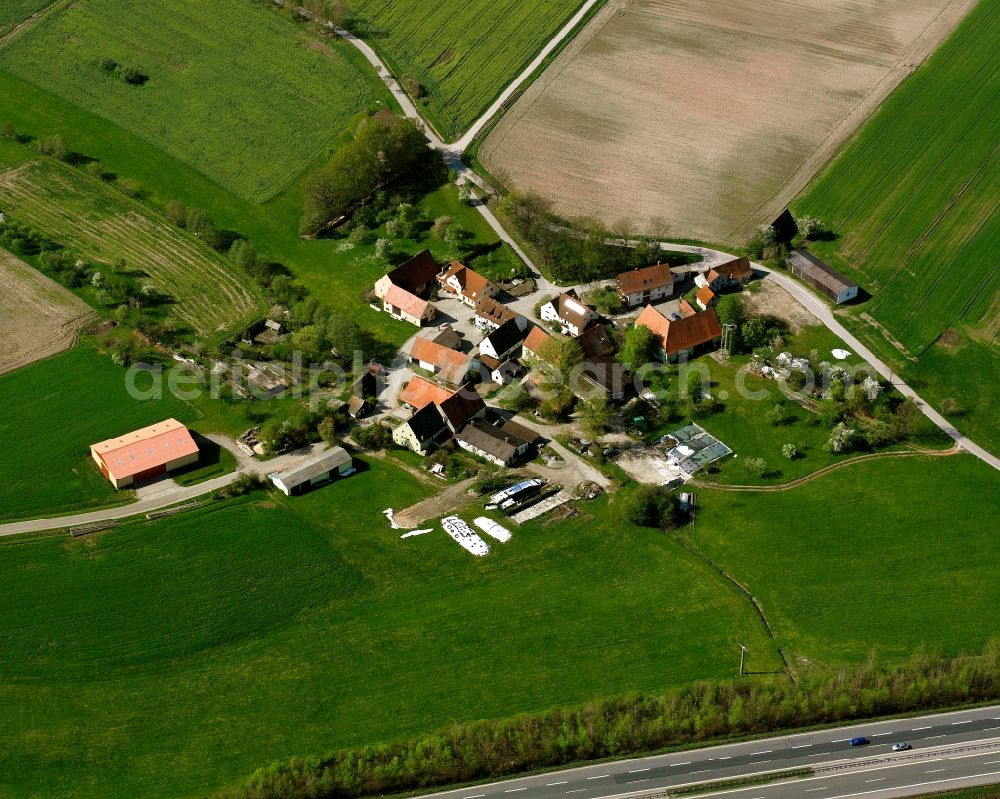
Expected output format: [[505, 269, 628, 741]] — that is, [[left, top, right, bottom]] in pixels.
[[409, 706, 1000, 799]]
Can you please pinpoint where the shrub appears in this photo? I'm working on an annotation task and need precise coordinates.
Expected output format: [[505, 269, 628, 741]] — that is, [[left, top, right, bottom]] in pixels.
[[401, 75, 424, 99], [352, 421, 391, 450], [624, 485, 678, 530], [431, 215, 453, 239], [767, 403, 788, 426], [37, 134, 68, 161], [743, 456, 767, 478], [782, 443, 798, 460], [166, 200, 187, 227]]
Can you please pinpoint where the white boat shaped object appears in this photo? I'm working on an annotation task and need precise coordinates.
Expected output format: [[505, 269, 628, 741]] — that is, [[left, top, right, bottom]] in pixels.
[[441, 516, 491, 556], [474, 517, 512, 543]]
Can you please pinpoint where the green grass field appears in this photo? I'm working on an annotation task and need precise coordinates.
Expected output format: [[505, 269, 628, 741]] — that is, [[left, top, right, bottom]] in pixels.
[[0, 155, 265, 337], [689, 454, 1000, 664], [0, 346, 196, 520], [0, 0, 389, 201], [0, 459, 779, 798], [351, 0, 587, 139], [0, 0, 51, 36], [792, 0, 999, 452]]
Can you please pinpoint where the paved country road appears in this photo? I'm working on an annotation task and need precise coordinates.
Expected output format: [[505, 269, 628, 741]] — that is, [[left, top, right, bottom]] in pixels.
[[406, 705, 1000, 799]]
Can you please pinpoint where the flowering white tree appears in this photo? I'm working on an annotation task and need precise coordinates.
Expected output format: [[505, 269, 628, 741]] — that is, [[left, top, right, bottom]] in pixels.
[[782, 443, 798, 460], [826, 423, 856, 454], [91, 271, 104, 288], [795, 215, 825, 240], [861, 375, 882, 403], [374, 238, 391, 263]]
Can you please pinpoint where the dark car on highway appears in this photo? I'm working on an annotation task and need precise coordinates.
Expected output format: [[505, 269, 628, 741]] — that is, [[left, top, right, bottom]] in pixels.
[[849, 737, 870, 746]]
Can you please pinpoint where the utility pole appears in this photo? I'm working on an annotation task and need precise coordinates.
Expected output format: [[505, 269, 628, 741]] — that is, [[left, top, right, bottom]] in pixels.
[[739, 644, 748, 676]]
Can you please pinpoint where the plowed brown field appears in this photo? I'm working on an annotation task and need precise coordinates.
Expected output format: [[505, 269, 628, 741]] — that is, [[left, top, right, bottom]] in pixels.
[[0, 247, 95, 375], [480, 0, 976, 244]]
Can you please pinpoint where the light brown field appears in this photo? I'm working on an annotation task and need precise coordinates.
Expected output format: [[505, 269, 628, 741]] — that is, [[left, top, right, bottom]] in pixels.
[[480, 0, 977, 244], [0, 247, 96, 375]]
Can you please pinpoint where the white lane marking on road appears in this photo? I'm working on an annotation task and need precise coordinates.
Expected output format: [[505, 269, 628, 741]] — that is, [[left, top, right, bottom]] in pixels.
[[810, 768, 1000, 799], [586, 775, 609, 780], [566, 790, 586, 794], [913, 726, 932, 730], [546, 781, 568, 786], [925, 768, 946, 773], [925, 734, 946, 739], [671, 762, 691, 767], [751, 750, 771, 755], [805, 788, 826, 792], [949, 752, 1000, 760], [690, 770, 708, 775], [865, 778, 884, 783], [984, 760, 1000, 765], [951, 720, 973, 725], [464, 794, 485, 798], [871, 733, 892, 737], [716, 756, 731, 760], [984, 726, 1000, 731], [793, 743, 812, 748], [506, 788, 527, 792], [748, 760, 771, 766], [627, 769, 649, 774], [831, 738, 850, 742]]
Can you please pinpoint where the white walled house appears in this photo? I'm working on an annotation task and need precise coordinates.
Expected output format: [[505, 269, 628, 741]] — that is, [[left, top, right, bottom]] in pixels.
[[540, 292, 598, 337]]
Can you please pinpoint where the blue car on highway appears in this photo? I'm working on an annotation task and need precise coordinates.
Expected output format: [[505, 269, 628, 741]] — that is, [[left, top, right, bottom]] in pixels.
[[849, 737, 870, 746]]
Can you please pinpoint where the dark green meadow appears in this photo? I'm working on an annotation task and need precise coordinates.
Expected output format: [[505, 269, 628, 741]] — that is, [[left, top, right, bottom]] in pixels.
[[0, 459, 779, 798]]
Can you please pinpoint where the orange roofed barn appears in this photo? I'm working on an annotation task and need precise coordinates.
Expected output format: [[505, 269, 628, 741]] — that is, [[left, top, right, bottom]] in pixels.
[[90, 418, 199, 489]]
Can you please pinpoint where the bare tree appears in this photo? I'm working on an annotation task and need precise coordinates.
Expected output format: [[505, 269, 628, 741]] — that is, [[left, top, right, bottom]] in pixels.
[[647, 214, 669, 245], [611, 217, 636, 268]]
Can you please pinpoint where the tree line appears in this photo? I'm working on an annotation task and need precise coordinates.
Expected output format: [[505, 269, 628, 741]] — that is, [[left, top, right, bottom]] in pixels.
[[218, 641, 1000, 799]]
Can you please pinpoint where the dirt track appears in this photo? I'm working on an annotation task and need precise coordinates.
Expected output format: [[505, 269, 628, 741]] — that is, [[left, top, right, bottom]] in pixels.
[[481, 0, 978, 244], [0, 247, 95, 376]]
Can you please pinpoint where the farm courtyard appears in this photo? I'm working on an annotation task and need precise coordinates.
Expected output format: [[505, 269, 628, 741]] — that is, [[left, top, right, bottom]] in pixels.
[[479, 0, 977, 243]]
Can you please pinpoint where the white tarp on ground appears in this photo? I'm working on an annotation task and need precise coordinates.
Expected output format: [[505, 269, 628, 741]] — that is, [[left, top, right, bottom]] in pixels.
[[474, 517, 512, 542], [383, 508, 400, 529], [442, 516, 491, 556], [832, 348, 851, 360], [400, 529, 433, 538]]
